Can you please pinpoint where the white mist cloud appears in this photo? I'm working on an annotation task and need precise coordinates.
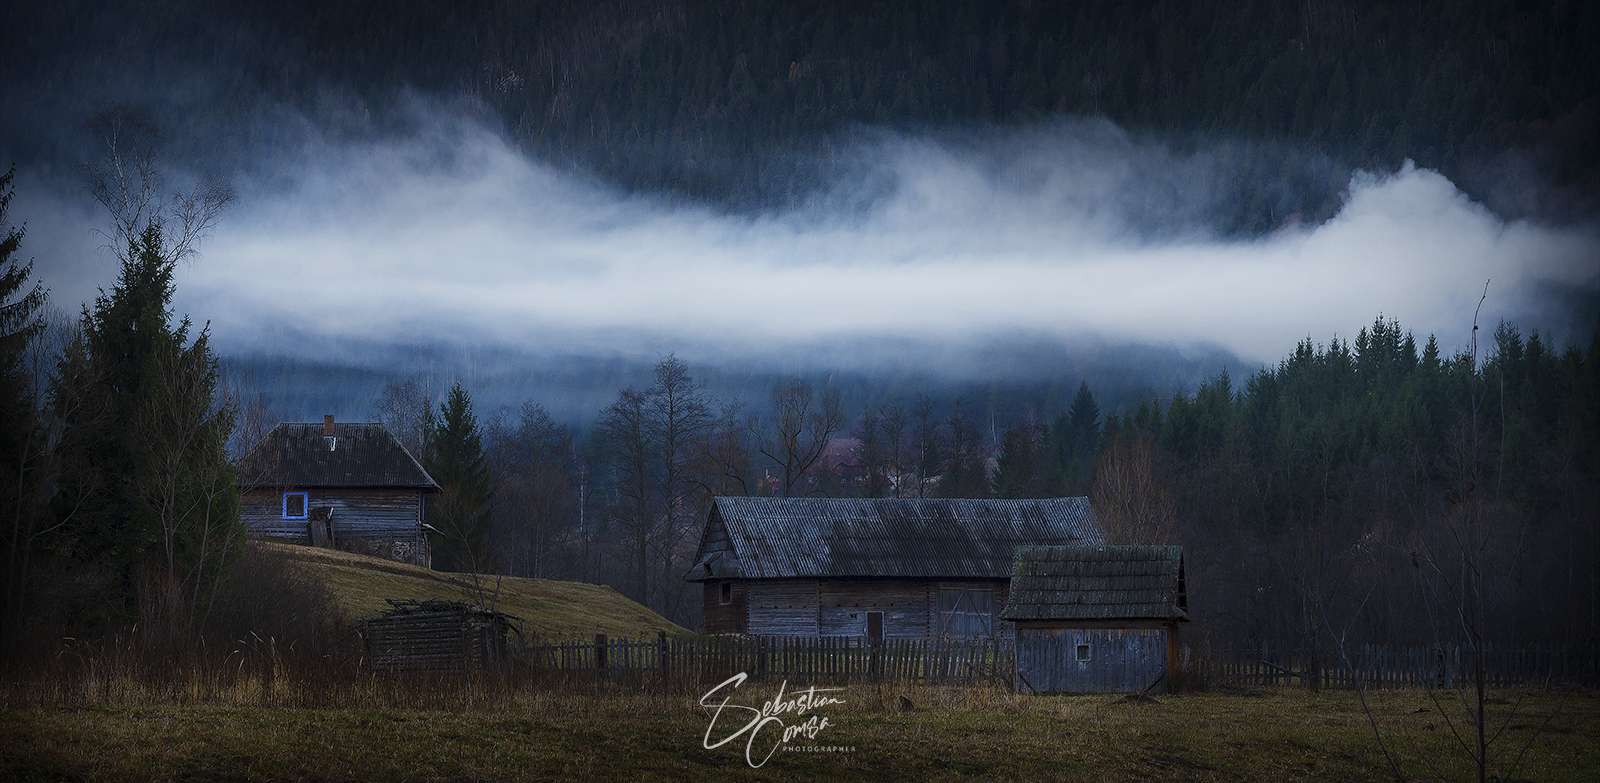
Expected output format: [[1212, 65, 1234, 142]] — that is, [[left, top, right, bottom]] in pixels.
[[20, 113, 1600, 372]]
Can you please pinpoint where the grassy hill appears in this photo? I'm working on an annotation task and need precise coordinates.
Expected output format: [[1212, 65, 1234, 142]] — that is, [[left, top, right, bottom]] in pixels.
[[265, 542, 690, 641]]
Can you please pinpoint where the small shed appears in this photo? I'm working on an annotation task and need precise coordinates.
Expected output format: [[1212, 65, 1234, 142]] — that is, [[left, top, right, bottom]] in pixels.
[[358, 599, 523, 675], [1001, 545, 1187, 694]]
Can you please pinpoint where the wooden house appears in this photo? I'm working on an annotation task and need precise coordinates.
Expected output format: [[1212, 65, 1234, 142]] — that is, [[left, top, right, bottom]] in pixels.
[[685, 497, 1105, 641], [236, 416, 439, 566], [1001, 545, 1188, 694]]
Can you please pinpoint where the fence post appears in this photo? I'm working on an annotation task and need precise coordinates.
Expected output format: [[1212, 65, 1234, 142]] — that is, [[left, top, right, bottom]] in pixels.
[[658, 631, 669, 681], [595, 633, 608, 673]]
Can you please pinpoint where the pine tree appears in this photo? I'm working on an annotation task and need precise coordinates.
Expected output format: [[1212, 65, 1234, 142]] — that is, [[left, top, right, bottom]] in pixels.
[[1052, 381, 1101, 495], [0, 166, 50, 655], [50, 221, 239, 640], [425, 382, 494, 574]]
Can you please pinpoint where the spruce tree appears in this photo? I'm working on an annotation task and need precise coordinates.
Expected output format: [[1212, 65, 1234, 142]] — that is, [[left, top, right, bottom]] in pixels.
[[1051, 381, 1101, 495], [425, 382, 494, 574], [50, 222, 239, 636], [0, 166, 49, 655]]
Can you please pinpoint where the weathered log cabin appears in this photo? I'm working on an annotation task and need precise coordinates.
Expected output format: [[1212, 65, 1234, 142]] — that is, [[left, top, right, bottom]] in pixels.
[[235, 416, 439, 566], [686, 497, 1105, 641], [1001, 545, 1188, 694]]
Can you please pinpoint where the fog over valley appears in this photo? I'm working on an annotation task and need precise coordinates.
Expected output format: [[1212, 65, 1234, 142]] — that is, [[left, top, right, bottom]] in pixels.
[[10, 106, 1596, 423]]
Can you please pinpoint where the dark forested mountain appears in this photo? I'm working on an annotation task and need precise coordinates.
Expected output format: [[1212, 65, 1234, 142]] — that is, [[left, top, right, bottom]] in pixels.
[[4, 0, 1596, 227]]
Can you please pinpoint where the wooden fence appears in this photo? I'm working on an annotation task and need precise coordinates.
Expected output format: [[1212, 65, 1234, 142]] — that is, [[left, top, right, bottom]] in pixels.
[[1209, 640, 1600, 689], [509, 634, 1598, 691], [520, 633, 1012, 685]]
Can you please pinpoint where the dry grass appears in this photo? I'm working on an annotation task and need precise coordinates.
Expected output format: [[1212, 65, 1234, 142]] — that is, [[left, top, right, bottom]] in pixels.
[[2, 670, 1595, 782], [6, 545, 1592, 780], [264, 543, 689, 640]]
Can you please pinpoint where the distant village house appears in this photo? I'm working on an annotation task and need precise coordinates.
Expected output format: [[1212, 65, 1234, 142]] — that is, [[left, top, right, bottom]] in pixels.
[[235, 416, 439, 567]]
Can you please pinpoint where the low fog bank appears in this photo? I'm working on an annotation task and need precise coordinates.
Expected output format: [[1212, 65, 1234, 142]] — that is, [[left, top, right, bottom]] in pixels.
[[11, 102, 1599, 408], [222, 334, 1247, 433]]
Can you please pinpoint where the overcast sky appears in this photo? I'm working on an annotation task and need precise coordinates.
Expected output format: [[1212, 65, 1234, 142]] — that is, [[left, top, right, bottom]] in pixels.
[[13, 110, 1598, 377]]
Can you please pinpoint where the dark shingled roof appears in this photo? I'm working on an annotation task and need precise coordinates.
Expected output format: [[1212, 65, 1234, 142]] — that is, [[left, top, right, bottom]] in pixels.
[[235, 423, 439, 490], [688, 497, 1105, 581], [999, 545, 1187, 622]]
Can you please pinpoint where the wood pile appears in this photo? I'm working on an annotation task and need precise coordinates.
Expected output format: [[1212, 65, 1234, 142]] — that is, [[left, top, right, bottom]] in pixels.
[[358, 599, 523, 675]]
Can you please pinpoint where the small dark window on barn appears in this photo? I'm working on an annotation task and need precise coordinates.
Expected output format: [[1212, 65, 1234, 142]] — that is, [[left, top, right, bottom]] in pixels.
[[720, 582, 732, 605], [1076, 643, 1092, 662], [283, 492, 308, 519]]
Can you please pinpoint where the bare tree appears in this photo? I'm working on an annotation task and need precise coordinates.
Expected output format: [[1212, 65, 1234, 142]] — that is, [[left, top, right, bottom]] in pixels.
[[486, 401, 577, 580], [1091, 430, 1178, 544], [82, 104, 234, 268], [937, 397, 989, 497], [754, 378, 846, 498], [993, 413, 1051, 499], [598, 387, 655, 603], [700, 399, 758, 497], [911, 394, 939, 498], [375, 378, 435, 460], [649, 357, 712, 619], [853, 408, 889, 498], [877, 400, 909, 497], [594, 357, 715, 618], [223, 370, 283, 464]]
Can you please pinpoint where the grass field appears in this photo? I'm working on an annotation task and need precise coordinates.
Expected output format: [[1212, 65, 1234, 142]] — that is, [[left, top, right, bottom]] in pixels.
[[268, 543, 690, 640], [2, 679, 1594, 781], [6, 548, 1591, 780]]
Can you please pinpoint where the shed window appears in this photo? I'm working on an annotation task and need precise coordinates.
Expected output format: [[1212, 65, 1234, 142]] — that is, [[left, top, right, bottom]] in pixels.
[[1076, 643, 1092, 662], [283, 492, 308, 519], [719, 582, 732, 605]]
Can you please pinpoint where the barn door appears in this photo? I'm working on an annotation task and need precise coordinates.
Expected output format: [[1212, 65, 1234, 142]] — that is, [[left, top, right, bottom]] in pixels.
[[866, 611, 884, 645], [937, 588, 993, 639]]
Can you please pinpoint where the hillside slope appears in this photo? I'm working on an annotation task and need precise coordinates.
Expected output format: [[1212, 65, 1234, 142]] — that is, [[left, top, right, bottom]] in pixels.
[[265, 542, 690, 641]]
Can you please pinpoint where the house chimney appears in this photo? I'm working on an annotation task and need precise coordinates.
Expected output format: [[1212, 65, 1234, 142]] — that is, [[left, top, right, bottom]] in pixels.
[[323, 414, 335, 435]]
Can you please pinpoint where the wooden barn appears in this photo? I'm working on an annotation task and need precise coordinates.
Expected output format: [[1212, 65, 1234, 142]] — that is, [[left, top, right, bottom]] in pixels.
[[235, 416, 439, 566], [685, 497, 1105, 641], [358, 599, 523, 675], [1001, 545, 1188, 694]]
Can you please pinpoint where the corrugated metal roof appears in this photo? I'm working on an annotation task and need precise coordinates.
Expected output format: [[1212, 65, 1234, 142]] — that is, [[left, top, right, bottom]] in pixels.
[[235, 423, 439, 490], [690, 497, 1105, 581], [999, 545, 1187, 622]]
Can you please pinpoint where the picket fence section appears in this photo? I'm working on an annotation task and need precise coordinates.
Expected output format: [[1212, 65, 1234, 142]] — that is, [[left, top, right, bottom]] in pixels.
[[520, 633, 1012, 685], [511, 633, 1596, 690], [1210, 640, 1600, 689]]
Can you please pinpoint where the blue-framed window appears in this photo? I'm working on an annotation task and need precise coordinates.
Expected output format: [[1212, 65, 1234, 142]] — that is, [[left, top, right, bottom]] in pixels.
[[283, 491, 309, 519]]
